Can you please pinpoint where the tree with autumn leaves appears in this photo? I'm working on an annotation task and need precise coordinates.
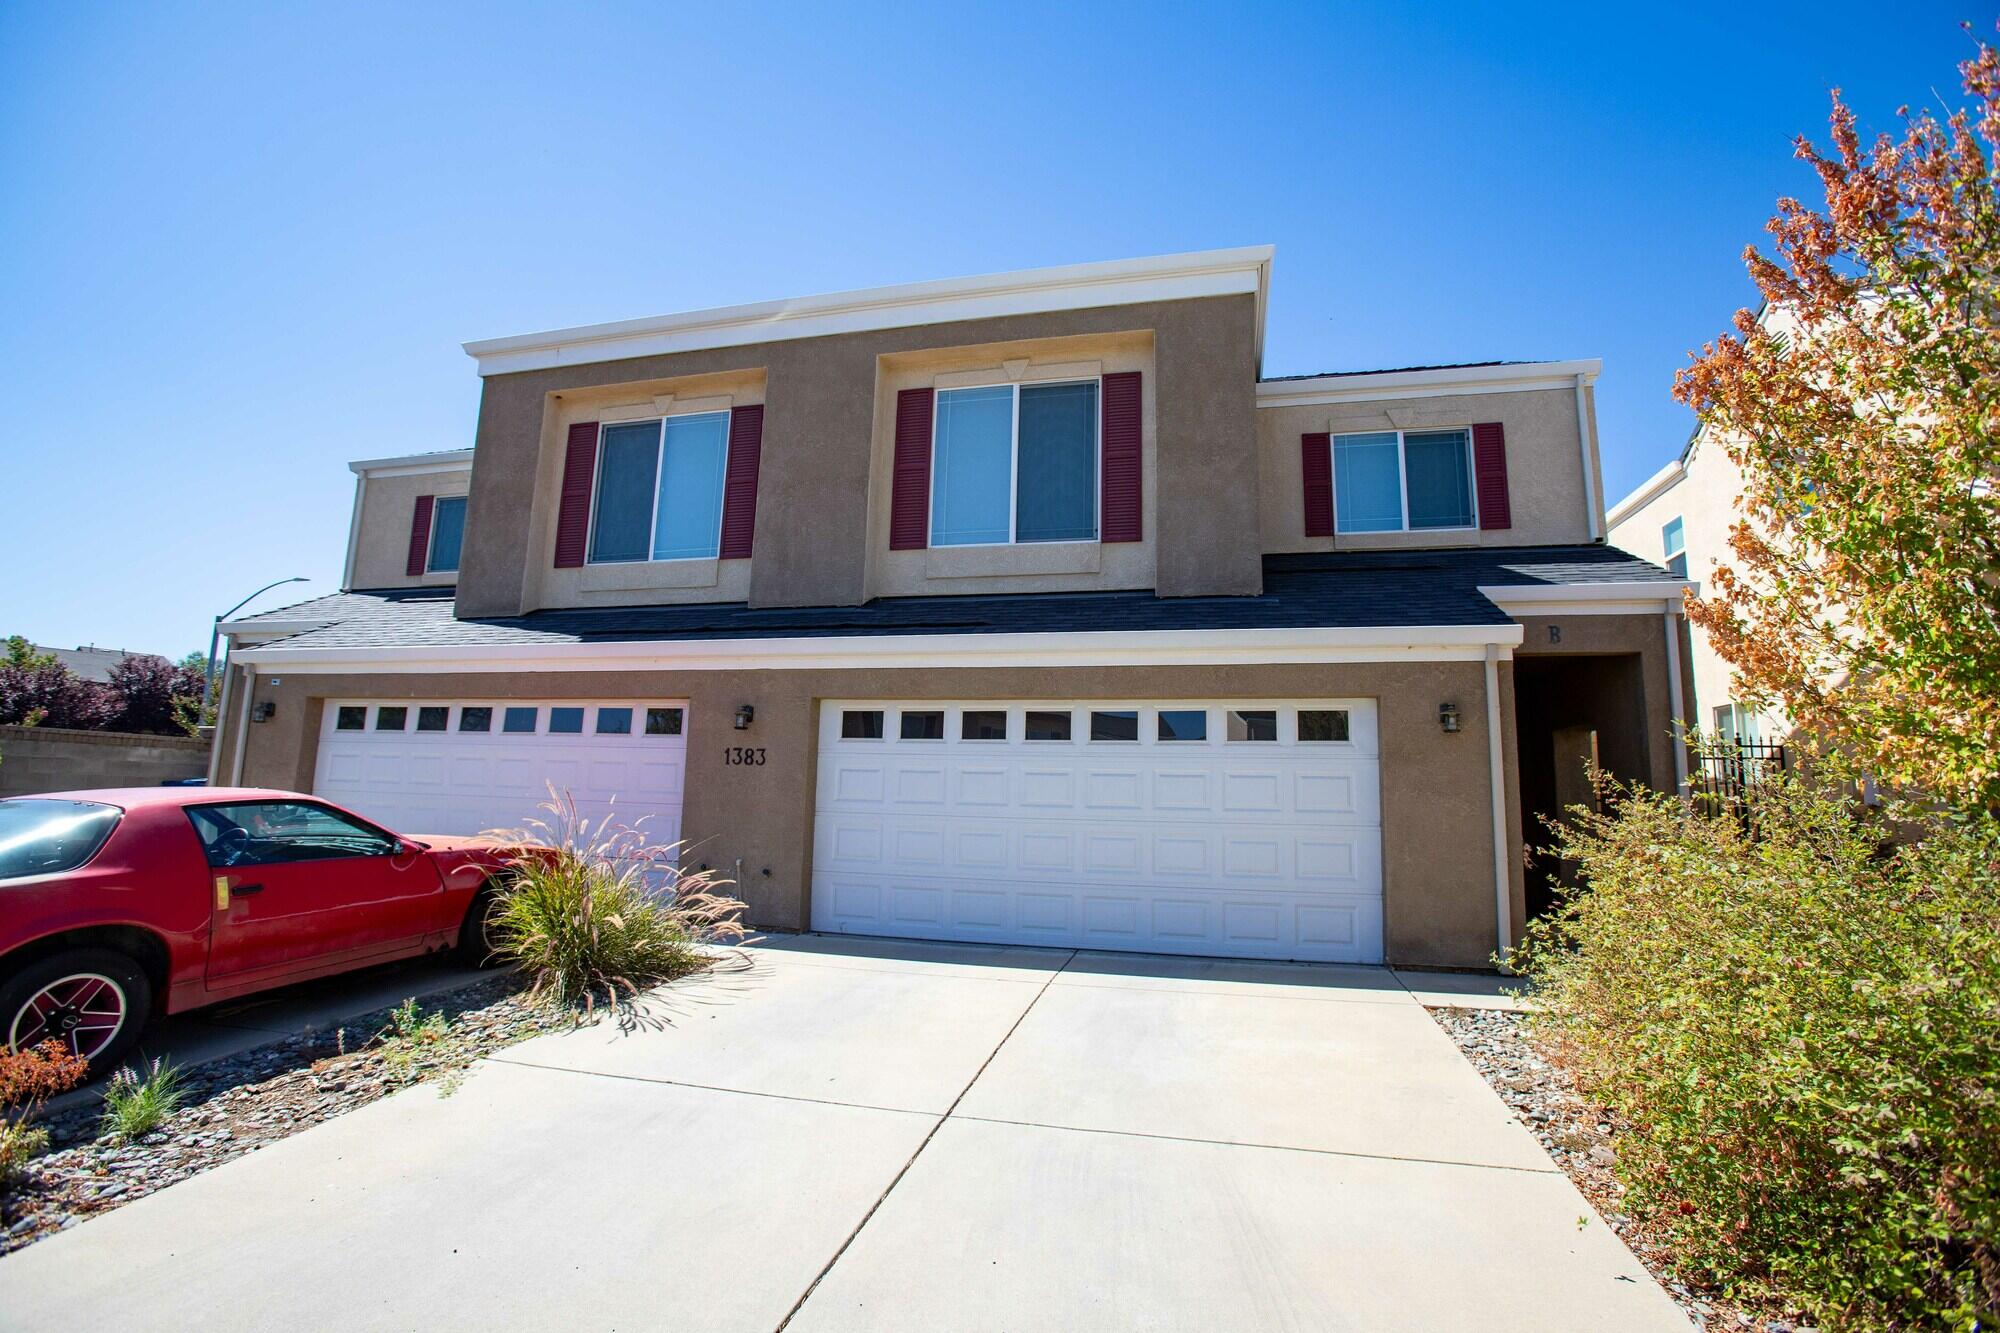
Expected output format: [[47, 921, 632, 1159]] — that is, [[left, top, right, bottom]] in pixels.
[[1675, 25, 2000, 811]]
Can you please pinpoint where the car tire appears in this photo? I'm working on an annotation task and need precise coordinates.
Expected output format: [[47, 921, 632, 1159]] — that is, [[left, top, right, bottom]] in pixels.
[[1, 948, 152, 1079], [455, 887, 506, 968]]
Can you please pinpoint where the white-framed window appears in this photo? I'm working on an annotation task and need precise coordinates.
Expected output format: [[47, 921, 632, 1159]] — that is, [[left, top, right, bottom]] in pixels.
[[1712, 703, 1760, 744], [1662, 516, 1687, 578], [427, 496, 467, 573], [588, 411, 731, 563], [931, 380, 1099, 547], [1333, 429, 1476, 533]]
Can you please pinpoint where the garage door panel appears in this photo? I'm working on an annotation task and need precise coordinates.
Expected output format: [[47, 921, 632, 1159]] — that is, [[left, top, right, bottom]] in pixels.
[[812, 701, 1383, 963], [313, 701, 686, 847]]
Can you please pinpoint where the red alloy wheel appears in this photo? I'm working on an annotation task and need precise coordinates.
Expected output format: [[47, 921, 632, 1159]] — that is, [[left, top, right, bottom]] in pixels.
[[9, 972, 128, 1062]]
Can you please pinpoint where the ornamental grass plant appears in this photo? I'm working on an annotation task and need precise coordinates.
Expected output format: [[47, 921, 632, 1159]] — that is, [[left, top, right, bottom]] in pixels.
[[484, 789, 748, 1013], [1512, 768, 2000, 1330]]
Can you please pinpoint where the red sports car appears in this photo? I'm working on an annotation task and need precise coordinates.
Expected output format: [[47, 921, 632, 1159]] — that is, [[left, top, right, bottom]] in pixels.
[[0, 787, 523, 1075]]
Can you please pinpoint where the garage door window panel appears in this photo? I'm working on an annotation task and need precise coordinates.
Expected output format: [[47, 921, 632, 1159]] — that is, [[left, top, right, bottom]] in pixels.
[[548, 708, 584, 735], [1025, 710, 1072, 741], [375, 707, 407, 731], [1299, 709, 1351, 743], [1158, 710, 1207, 742], [416, 707, 448, 732], [335, 706, 366, 731], [930, 380, 1099, 547], [961, 710, 1008, 741], [459, 707, 492, 733], [841, 709, 884, 740], [1091, 710, 1138, 742], [597, 707, 633, 735], [1227, 710, 1278, 742], [502, 707, 538, 734], [646, 708, 684, 736], [900, 710, 945, 741]]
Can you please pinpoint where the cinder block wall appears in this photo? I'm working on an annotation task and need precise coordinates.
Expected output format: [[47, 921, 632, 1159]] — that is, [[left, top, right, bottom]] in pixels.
[[0, 726, 211, 797]]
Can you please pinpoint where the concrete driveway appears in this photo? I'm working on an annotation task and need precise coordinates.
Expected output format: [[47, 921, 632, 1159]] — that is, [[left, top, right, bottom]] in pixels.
[[0, 936, 1687, 1332]]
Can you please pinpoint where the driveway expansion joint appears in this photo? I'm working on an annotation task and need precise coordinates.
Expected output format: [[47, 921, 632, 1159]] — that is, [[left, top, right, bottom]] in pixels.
[[480, 1054, 937, 1118], [948, 1112, 1563, 1176], [772, 947, 1079, 1332]]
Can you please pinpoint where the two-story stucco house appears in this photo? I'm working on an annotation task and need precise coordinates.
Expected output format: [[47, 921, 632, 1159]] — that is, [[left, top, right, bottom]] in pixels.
[[213, 247, 1691, 970]]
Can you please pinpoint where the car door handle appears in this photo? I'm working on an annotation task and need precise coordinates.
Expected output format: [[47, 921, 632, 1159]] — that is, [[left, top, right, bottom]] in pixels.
[[230, 882, 265, 896]]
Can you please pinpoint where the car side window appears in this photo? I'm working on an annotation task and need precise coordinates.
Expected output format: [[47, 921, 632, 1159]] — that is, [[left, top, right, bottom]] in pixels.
[[187, 801, 400, 868]]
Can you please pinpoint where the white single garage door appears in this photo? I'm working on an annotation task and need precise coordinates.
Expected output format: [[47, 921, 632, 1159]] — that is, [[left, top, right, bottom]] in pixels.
[[812, 700, 1383, 963], [312, 699, 687, 844]]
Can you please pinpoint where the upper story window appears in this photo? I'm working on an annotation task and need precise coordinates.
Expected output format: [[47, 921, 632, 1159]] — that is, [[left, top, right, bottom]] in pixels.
[[1662, 516, 1687, 577], [427, 496, 467, 573], [590, 412, 731, 563], [931, 381, 1099, 546], [1333, 429, 1475, 533]]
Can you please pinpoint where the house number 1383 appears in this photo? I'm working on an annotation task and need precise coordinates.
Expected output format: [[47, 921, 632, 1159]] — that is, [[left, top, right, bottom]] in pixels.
[[724, 746, 767, 766]]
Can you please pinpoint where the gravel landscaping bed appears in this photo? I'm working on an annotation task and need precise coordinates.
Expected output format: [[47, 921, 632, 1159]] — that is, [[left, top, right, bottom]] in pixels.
[[0, 974, 570, 1257], [1431, 1006, 1812, 1333]]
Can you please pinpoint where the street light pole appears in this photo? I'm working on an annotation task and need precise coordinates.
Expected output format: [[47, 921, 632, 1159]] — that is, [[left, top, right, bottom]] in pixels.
[[203, 577, 309, 712]]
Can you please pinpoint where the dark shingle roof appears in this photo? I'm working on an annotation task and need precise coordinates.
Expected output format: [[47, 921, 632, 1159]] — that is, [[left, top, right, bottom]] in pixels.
[[1258, 361, 1527, 383], [236, 546, 1679, 655]]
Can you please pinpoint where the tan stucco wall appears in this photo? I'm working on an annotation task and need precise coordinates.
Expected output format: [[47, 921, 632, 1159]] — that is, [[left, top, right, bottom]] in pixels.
[[1608, 449, 1781, 740], [521, 369, 764, 610], [350, 470, 471, 590], [864, 331, 1157, 598], [219, 657, 1518, 969], [0, 725, 210, 797], [1515, 612, 1690, 793], [1258, 386, 1598, 552], [459, 295, 1263, 617]]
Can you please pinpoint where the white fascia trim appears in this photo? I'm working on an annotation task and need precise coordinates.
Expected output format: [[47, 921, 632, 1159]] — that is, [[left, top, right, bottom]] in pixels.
[[1255, 359, 1603, 408], [1600, 448, 1680, 528], [217, 619, 337, 638], [1604, 454, 1687, 530], [235, 623, 1524, 675], [1480, 581, 1695, 617], [463, 247, 1276, 378], [347, 450, 475, 478]]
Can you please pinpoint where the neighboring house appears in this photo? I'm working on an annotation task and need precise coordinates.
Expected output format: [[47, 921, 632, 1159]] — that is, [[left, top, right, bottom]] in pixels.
[[1605, 312, 1788, 748], [29, 644, 152, 682], [214, 247, 1691, 969]]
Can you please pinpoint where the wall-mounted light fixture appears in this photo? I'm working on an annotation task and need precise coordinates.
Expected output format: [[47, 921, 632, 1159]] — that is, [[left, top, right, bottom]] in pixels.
[[1438, 702, 1461, 734], [252, 701, 276, 723], [733, 704, 755, 731]]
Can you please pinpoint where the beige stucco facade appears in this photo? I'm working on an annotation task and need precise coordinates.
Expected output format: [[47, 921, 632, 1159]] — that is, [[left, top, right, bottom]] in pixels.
[[1607, 442, 1780, 741], [212, 654, 1547, 970], [1258, 385, 1601, 552], [453, 295, 1261, 617], [348, 468, 470, 590]]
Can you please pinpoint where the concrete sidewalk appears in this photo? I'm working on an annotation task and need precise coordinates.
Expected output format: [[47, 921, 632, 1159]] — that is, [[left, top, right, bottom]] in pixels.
[[1, 937, 1675, 1332]]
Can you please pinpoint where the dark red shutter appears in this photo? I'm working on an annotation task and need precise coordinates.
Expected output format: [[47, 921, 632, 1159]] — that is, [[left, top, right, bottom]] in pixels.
[[553, 421, 600, 568], [718, 405, 763, 559], [1472, 421, 1512, 530], [405, 494, 435, 576], [1300, 433, 1333, 537], [890, 388, 933, 550], [1100, 371, 1143, 543]]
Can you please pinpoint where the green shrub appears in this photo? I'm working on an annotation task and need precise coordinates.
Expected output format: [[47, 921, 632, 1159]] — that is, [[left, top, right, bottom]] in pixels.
[[0, 1121, 50, 1189], [99, 1058, 185, 1143], [1513, 771, 2000, 1330], [485, 790, 748, 1012]]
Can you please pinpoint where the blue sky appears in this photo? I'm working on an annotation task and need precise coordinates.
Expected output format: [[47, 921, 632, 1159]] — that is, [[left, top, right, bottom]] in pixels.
[[0, 2, 1982, 655]]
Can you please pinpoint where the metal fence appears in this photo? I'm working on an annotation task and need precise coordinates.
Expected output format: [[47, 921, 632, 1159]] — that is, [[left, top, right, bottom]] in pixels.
[[1691, 740, 1790, 819]]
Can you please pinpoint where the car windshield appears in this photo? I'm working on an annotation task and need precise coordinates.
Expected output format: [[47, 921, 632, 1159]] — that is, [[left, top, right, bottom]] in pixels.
[[0, 799, 122, 880]]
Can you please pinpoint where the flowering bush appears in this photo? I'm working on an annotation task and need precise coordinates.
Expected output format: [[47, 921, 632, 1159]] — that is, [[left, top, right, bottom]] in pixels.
[[1513, 773, 2000, 1330], [0, 636, 204, 736]]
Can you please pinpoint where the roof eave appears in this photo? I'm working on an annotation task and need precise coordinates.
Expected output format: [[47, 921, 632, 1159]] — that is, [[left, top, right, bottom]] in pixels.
[[462, 247, 1276, 378]]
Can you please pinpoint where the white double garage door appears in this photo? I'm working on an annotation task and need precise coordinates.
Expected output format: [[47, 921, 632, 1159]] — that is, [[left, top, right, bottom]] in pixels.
[[311, 700, 688, 847], [813, 699, 1383, 963], [311, 695, 1383, 964]]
